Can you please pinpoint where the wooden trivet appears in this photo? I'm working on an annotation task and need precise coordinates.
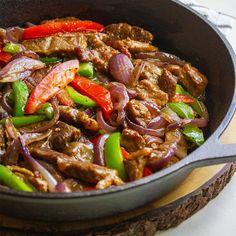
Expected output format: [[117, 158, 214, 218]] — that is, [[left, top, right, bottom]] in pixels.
[[0, 163, 235, 236]]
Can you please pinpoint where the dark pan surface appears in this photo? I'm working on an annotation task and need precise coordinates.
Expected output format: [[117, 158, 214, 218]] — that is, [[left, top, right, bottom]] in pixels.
[[0, 0, 235, 221]]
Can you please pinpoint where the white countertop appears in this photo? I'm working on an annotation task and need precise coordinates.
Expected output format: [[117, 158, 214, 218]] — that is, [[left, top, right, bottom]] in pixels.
[[157, 1, 236, 236]]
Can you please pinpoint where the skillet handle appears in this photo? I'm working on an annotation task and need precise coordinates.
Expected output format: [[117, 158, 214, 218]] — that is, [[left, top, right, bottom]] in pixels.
[[188, 137, 236, 168]]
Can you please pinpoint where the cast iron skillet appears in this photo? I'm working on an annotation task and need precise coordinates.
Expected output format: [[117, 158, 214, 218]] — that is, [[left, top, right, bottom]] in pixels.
[[0, 0, 236, 221]]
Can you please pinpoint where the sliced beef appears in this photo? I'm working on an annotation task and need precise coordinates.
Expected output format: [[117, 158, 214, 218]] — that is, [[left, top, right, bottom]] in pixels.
[[22, 33, 87, 56], [138, 60, 162, 84], [127, 99, 152, 126], [135, 80, 168, 108], [30, 147, 76, 164], [178, 64, 208, 97], [124, 148, 151, 181], [107, 38, 157, 53], [59, 106, 99, 132], [120, 128, 146, 152], [7, 165, 48, 192], [63, 141, 94, 163], [49, 121, 81, 151], [57, 158, 124, 189], [105, 23, 154, 43], [158, 68, 177, 98]]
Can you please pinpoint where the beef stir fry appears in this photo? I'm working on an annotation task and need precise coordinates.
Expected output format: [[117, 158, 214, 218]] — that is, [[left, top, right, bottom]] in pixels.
[[0, 18, 208, 192]]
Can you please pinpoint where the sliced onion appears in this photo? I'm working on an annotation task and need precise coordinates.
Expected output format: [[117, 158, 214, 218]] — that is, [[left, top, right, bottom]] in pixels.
[[126, 117, 164, 137], [2, 139, 20, 165], [55, 182, 71, 193], [161, 107, 181, 123], [144, 135, 163, 145], [127, 89, 137, 99], [147, 116, 168, 129], [6, 27, 23, 43], [189, 103, 209, 128], [22, 130, 52, 145], [1, 89, 13, 115], [0, 56, 45, 82], [96, 109, 116, 133], [147, 143, 177, 171], [93, 134, 109, 166], [141, 101, 160, 117], [109, 53, 134, 85], [84, 107, 96, 118], [135, 51, 186, 66], [109, 82, 129, 126], [19, 136, 59, 192], [128, 60, 145, 87], [10, 50, 39, 61], [21, 97, 59, 133]]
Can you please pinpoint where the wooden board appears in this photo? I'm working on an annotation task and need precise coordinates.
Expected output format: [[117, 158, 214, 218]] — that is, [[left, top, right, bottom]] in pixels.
[[1, 113, 236, 236]]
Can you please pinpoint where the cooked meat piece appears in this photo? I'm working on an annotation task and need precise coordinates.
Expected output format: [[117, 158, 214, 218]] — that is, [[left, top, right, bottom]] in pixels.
[[7, 165, 48, 192], [59, 106, 99, 132], [135, 80, 168, 108], [165, 64, 182, 76], [0, 125, 6, 157], [22, 33, 87, 56], [124, 148, 151, 181], [147, 129, 182, 170], [24, 67, 49, 92], [49, 121, 81, 151], [107, 38, 157, 53], [121, 128, 146, 152], [57, 158, 124, 189], [137, 60, 162, 84], [40, 17, 80, 24], [158, 68, 177, 98], [2, 139, 20, 166], [175, 133, 188, 159], [63, 141, 94, 163], [127, 99, 152, 126], [105, 23, 154, 43], [0, 28, 6, 43], [178, 64, 208, 97], [31, 147, 76, 165]]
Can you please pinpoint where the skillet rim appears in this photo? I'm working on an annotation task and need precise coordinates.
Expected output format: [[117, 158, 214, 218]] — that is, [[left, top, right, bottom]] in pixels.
[[0, 0, 235, 200]]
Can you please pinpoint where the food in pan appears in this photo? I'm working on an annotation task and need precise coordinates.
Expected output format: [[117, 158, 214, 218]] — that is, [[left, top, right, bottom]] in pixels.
[[0, 18, 208, 192]]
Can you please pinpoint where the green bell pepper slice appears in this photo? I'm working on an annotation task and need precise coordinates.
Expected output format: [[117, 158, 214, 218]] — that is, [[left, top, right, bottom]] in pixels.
[[176, 84, 204, 116], [12, 80, 29, 117], [182, 124, 205, 146], [79, 62, 94, 78], [0, 115, 47, 128], [3, 42, 21, 54], [167, 102, 194, 119], [0, 164, 33, 192], [66, 86, 96, 107], [37, 102, 54, 119], [104, 132, 127, 181], [40, 57, 62, 65]]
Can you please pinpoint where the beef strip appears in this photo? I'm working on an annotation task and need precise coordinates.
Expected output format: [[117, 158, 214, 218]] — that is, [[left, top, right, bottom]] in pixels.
[[123, 148, 151, 181], [31, 147, 123, 189], [22, 33, 87, 56], [126, 99, 152, 126], [105, 23, 154, 43], [7, 165, 48, 192], [120, 128, 146, 152], [135, 80, 168, 108], [107, 38, 157, 53], [49, 121, 81, 151], [158, 68, 177, 99], [59, 106, 99, 132], [137, 60, 162, 84], [63, 141, 94, 163], [178, 64, 208, 97]]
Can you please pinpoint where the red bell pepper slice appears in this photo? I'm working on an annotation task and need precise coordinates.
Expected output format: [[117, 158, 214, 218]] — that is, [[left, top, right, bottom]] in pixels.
[[143, 167, 153, 177], [56, 88, 74, 107], [25, 60, 79, 114], [0, 48, 12, 64], [121, 147, 129, 159], [23, 21, 105, 40], [70, 75, 113, 119], [171, 94, 194, 104]]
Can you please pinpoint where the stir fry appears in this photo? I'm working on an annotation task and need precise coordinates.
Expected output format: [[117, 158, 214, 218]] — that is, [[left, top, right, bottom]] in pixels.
[[0, 17, 208, 192]]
